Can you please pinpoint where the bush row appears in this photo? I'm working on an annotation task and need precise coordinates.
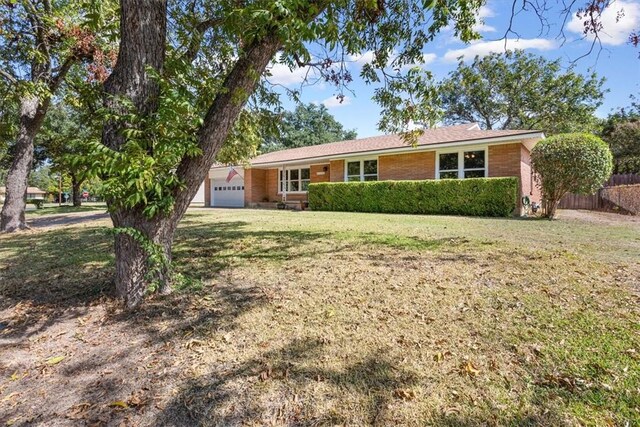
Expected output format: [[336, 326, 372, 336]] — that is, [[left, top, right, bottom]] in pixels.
[[308, 178, 518, 217]]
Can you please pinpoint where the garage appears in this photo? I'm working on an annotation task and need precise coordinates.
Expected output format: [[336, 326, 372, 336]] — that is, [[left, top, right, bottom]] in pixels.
[[209, 167, 245, 207]]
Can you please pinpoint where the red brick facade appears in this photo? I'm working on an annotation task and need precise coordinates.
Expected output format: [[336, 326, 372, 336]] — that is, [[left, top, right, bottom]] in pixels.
[[330, 160, 344, 182], [378, 151, 436, 180], [244, 168, 267, 204], [214, 141, 540, 214], [488, 143, 521, 178]]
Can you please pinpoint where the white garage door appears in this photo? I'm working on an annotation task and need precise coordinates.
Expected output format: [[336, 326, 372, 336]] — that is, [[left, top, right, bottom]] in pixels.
[[211, 179, 244, 207]]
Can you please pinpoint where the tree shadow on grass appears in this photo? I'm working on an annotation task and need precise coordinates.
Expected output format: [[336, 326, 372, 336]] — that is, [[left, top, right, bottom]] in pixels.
[[154, 337, 420, 426], [0, 220, 334, 341]]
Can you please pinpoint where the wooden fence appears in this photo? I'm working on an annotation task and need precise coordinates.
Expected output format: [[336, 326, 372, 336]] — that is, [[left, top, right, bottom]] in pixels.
[[604, 173, 640, 186], [558, 174, 640, 211]]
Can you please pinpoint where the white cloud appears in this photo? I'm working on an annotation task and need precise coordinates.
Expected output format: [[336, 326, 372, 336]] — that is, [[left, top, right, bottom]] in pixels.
[[473, 5, 497, 33], [322, 95, 352, 108], [265, 62, 314, 86], [444, 4, 496, 35], [478, 5, 495, 19], [443, 38, 557, 62], [349, 50, 438, 69], [347, 51, 376, 65], [567, 0, 640, 46], [421, 53, 438, 64]]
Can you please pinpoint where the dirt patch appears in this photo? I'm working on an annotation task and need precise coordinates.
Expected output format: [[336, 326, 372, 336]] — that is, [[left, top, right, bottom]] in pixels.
[[557, 208, 640, 225], [26, 211, 110, 229]]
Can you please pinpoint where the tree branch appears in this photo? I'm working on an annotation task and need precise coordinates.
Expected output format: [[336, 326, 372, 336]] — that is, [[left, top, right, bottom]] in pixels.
[[48, 55, 75, 93], [172, 34, 282, 215], [178, 17, 224, 64], [0, 68, 18, 85]]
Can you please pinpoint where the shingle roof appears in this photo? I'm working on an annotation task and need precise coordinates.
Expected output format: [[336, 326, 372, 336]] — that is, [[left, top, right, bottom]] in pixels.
[[250, 123, 541, 166]]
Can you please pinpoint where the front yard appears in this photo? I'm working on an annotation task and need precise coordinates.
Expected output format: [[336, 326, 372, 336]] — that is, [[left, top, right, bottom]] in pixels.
[[1, 209, 639, 426]]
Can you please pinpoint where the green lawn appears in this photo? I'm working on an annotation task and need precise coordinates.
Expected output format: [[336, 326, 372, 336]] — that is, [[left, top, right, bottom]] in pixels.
[[1, 209, 639, 426], [25, 202, 107, 216]]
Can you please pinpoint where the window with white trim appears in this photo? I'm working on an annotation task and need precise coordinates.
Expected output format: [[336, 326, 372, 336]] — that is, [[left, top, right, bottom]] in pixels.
[[437, 150, 486, 179], [279, 167, 310, 192], [346, 159, 378, 181]]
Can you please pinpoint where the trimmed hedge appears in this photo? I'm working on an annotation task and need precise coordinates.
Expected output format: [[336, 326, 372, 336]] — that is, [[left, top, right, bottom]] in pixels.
[[308, 178, 518, 217]]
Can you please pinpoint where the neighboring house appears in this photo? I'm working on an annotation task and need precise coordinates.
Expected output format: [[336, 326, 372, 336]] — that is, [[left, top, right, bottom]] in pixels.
[[0, 186, 48, 203], [204, 123, 544, 213]]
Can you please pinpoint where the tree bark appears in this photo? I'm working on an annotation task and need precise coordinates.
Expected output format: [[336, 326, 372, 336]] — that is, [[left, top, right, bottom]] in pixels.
[[101, 1, 171, 306], [0, 97, 47, 232], [71, 174, 82, 207], [110, 210, 175, 308]]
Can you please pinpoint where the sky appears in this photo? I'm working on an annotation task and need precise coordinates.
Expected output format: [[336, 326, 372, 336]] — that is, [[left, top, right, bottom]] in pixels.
[[266, 0, 640, 138]]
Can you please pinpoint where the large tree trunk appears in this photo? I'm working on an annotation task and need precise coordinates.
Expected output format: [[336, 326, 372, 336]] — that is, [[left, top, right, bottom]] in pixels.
[[0, 97, 46, 232], [71, 174, 82, 207], [101, 1, 170, 306], [103, 2, 281, 307], [110, 210, 175, 308]]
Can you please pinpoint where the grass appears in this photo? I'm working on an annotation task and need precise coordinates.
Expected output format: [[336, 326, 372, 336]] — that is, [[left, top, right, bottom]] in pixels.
[[1, 208, 639, 426], [25, 202, 107, 216]]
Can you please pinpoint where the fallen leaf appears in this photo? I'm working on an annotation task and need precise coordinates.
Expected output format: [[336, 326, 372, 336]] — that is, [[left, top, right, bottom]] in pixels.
[[463, 361, 480, 376], [109, 400, 130, 409], [45, 355, 65, 365], [259, 367, 272, 381], [393, 388, 416, 401]]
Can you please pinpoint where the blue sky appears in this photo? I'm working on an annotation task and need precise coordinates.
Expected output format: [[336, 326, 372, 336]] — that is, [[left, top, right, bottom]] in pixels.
[[267, 0, 640, 138]]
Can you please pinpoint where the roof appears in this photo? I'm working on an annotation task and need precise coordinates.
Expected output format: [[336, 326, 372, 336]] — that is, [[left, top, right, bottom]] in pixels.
[[248, 123, 542, 166], [0, 186, 47, 194]]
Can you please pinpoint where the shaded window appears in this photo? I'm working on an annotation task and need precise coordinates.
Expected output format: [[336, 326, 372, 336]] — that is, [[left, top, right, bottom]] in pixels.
[[347, 159, 378, 181], [439, 150, 486, 179], [438, 153, 459, 179]]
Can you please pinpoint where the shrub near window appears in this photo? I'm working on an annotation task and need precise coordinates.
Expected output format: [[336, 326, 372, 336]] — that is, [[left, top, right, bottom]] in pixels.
[[309, 178, 518, 217]]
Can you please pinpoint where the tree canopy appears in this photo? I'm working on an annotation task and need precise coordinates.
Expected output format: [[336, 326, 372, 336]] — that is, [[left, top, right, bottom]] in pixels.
[[437, 50, 605, 134], [261, 103, 357, 153], [600, 104, 640, 174]]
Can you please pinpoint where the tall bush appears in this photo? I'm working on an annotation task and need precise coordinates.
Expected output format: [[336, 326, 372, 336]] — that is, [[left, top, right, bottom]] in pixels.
[[309, 178, 518, 217], [531, 133, 613, 219]]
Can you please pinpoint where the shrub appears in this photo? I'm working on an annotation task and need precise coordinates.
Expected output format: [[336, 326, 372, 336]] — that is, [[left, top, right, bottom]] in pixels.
[[531, 133, 613, 219], [26, 199, 45, 209], [308, 178, 518, 217]]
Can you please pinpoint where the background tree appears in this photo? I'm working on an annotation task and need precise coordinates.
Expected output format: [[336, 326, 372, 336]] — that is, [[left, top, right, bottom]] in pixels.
[[531, 133, 613, 219], [437, 50, 605, 134], [261, 103, 357, 153], [38, 104, 99, 206], [0, 0, 116, 231], [600, 104, 640, 174]]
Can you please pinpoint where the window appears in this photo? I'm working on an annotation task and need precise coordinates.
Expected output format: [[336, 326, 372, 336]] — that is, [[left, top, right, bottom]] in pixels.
[[346, 159, 378, 181], [438, 149, 486, 179], [279, 167, 311, 192], [438, 153, 459, 179]]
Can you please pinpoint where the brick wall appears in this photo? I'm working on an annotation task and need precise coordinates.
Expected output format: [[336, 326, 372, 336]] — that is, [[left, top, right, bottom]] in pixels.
[[266, 168, 278, 201], [378, 151, 435, 180], [519, 145, 542, 204], [488, 142, 534, 214], [204, 177, 211, 206], [244, 168, 268, 204], [488, 144, 521, 178], [330, 160, 344, 182], [311, 164, 330, 183]]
